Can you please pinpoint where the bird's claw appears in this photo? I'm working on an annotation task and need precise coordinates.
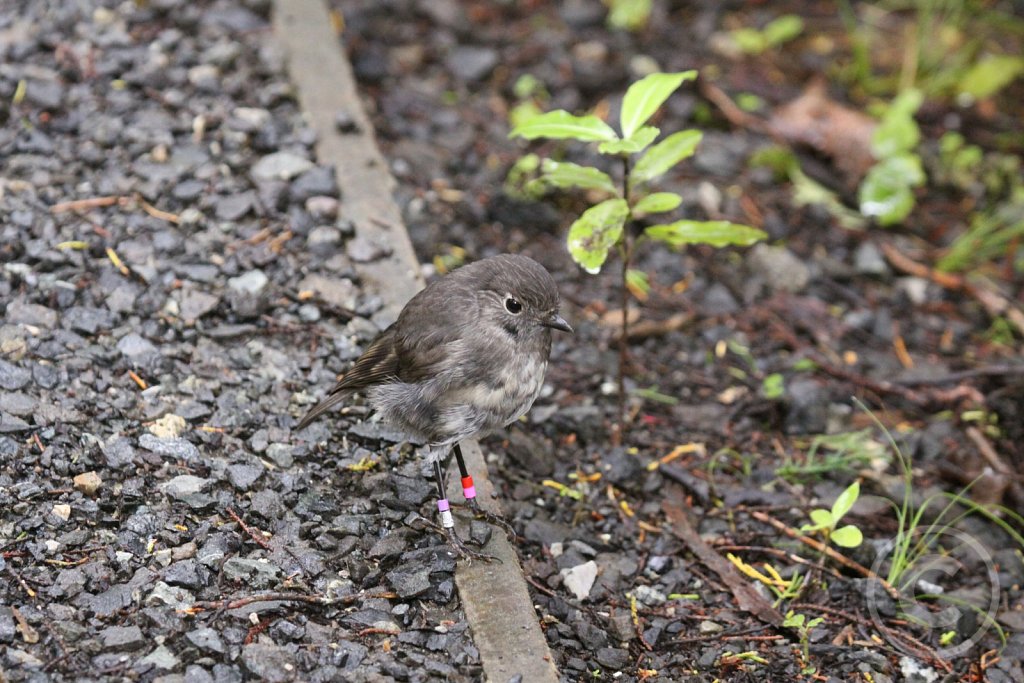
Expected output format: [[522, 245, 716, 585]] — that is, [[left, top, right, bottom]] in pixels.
[[444, 527, 500, 563]]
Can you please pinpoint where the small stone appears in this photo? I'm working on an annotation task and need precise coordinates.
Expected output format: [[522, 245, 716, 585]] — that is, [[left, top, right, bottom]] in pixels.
[[698, 620, 724, 634], [854, 241, 890, 276], [149, 414, 187, 438], [561, 560, 598, 600], [52, 504, 71, 521], [117, 333, 158, 359], [290, 166, 338, 201], [138, 434, 201, 462], [223, 558, 280, 588], [140, 644, 179, 670], [176, 289, 220, 323], [252, 152, 314, 182], [307, 226, 341, 254], [215, 192, 256, 221], [632, 584, 667, 607], [161, 475, 211, 499], [146, 581, 193, 609], [346, 236, 391, 263], [264, 443, 294, 468], [297, 275, 356, 310], [187, 627, 226, 654], [101, 625, 147, 651], [446, 46, 498, 81], [595, 647, 630, 671], [241, 641, 296, 683], [747, 244, 811, 293], [226, 463, 263, 491], [896, 277, 930, 305], [73, 471, 102, 496], [0, 360, 31, 390], [297, 304, 320, 322], [228, 269, 269, 295], [305, 196, 339, 220], [6, 301, 58, 328]]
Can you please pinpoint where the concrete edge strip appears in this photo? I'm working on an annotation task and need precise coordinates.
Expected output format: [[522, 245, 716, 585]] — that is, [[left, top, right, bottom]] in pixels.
[[271, 1, 559, 681]]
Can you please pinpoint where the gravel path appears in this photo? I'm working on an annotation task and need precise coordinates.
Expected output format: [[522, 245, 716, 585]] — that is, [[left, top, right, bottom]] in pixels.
[[1, 1, 485, 680]]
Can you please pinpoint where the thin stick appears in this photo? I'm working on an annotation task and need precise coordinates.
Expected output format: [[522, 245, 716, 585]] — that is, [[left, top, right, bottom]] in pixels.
[[226, 507, 272, 549]]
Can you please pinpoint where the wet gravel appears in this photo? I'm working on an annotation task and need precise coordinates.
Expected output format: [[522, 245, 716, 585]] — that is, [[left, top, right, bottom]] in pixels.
[[1, 0, 481, 680]]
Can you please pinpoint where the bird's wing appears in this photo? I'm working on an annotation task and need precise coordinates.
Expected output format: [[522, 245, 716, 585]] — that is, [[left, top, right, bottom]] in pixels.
[[294, 325, 401, 429]]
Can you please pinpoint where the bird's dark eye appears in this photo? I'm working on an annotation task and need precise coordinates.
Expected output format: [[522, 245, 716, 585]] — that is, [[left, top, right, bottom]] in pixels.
[[504, 297, 522, 314]]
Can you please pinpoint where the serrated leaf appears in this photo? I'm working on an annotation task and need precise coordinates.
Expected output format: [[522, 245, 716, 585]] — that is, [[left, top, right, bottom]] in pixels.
[[620, 71, 696, 139], [959, 55, 1024, 100], [567, 198, 629, 274], [510, 110, 618, 142], [645, 220, 766, 247], [830, 481, 860, 521], [599, 126, 660, 155], [632, 192, 682, 216], [831, 525, 863, 548], [539, 159, 618, 195], [632, 130, 703, 185]]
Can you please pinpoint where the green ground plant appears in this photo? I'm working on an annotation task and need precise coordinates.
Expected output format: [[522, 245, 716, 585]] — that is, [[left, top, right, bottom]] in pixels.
[[509, 71, 765, 427], [800, 480, 864, 549]]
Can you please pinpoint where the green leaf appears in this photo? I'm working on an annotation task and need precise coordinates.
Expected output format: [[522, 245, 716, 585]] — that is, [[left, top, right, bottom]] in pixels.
[[510, 110, 618, 142], [761, 373, 785, 399], [645, 220, 766, 247], [731, 27, 767, 55], [620, 71, 696, 139], [859, 154, 925, 225], [632, 192, 682, 216], [632, 130, 703, 185], [783, 612, 805, 628], [509, 101, 544, 130], [606, 0, 652, 31], [599, 126, 660, 155], [808, 508, 834, 529], [539, 159, 618, 195], [830, 481, 860, 521], [831, 525, 863, 548], [567, 198, 629, 274], [959, 55, 1024, 100], [763, 15, 804, 47], [871, 90, 923, 159]]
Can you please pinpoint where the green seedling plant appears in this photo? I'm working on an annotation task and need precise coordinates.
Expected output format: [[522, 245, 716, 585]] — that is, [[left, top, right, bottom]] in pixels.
[[800, 480, 864, 549], [783, 610, 823, 674], [859, 89, 926, 226], [776, 429, 887, 482], [509, 71, 765, 428], [603, 0, 652, 31], [730, 15, 804, 56]]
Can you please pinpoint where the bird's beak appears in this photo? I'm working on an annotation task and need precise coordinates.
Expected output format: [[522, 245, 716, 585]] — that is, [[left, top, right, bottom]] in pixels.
[[541, 313, 573, 334]]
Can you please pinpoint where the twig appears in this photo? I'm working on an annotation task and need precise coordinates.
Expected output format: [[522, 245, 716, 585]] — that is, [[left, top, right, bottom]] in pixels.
[[749, 511, 900, 600], [879, 241, 1024, 337], [226, 507, 272, 549], [49, 195, 121, 213], [186, 590, 396, 612], [357, 627, 401, 637], [894, 364, 1024, 386]]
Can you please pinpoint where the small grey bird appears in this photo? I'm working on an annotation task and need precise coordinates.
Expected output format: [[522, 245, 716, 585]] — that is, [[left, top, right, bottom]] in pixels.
[[296, 253, 572, 559]]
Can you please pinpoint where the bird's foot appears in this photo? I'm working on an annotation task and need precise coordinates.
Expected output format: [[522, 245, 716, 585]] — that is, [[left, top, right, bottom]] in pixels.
[[453, 498, 517, 541], [444, 526, 500, 563]]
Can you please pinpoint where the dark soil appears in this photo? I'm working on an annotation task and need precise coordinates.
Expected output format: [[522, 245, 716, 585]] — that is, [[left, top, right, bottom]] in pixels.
[[333, 0, 1024, 681]]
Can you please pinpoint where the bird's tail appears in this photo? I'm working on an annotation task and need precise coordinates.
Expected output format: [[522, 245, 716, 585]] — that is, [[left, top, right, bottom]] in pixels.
[[294, 391, 350, 431]]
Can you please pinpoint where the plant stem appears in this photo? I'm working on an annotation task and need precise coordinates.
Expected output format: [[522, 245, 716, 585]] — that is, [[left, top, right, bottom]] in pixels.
[[617, 154, 633, 434]]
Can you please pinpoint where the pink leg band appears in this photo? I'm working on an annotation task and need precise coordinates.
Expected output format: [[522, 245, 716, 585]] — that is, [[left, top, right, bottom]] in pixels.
[[437, 498, 454, 529], [461, 476, 476, 500]]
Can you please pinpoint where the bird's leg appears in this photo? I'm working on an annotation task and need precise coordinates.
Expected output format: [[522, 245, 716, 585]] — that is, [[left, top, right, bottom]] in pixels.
[[451, 443, 517, 540], [432, 458, 496, 563]]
